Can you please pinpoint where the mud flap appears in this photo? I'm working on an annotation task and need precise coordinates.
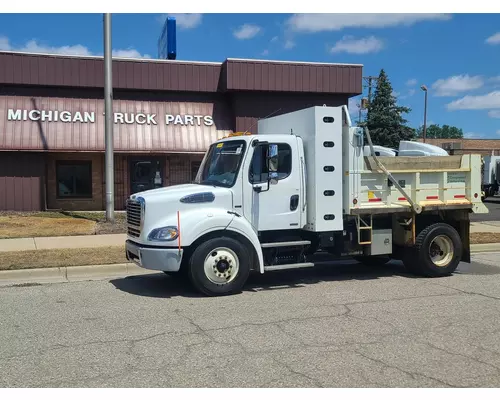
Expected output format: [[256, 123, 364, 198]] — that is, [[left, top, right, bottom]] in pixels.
[[459, 219, 471, 263]]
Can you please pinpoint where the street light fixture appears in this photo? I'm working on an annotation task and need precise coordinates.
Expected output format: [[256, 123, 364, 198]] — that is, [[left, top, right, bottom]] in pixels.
[[421, 85, 428, 143]]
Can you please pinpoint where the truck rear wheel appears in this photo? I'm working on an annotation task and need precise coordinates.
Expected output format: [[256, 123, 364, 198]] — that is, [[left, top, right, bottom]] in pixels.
[[404, 223, 462, 277], [187, 236, 251, 296]]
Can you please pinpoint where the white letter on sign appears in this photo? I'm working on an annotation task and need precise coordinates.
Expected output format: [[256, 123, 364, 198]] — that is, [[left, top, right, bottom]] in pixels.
[[136, 114, 146, 124], [114, 113, 124, 124], [73, 112, 84, 123], [165, 115, 175, 125], [29, 110, 41, 121], [60, 111, 71, 122], [147, 114, 157, 125], [7, 109, 22, 121]]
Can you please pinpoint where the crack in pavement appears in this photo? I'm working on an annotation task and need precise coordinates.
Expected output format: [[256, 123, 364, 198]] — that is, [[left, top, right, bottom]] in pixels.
[[352, 349, 454, 387], [428, 281, 500, 301], [416, 340, 500, 375]]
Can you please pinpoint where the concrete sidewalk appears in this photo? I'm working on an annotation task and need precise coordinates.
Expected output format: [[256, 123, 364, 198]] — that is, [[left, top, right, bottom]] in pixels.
[[0, 233, 126, 252], [0, 221, 499, 253], [470, 221, 500, 233]]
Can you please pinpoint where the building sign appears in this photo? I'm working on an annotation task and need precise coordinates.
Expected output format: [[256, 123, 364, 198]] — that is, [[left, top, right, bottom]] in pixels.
[[0, 95, 232, 152], [7, 109, 214, 126]]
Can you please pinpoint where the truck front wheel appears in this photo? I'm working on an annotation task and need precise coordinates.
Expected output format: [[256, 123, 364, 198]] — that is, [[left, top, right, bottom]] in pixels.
[[187, 236, 251, 296], [403, 223, 462, 277]]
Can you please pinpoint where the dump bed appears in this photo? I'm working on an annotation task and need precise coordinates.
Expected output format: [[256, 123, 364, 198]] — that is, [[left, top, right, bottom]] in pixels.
[[347, 154, 488, 215]]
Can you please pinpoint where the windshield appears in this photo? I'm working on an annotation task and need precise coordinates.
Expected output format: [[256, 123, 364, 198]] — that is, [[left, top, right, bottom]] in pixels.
[[194, 140, 247, 188]]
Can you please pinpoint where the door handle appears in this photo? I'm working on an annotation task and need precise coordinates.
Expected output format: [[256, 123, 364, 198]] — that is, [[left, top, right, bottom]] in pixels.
[[290, 195, 299, 211]]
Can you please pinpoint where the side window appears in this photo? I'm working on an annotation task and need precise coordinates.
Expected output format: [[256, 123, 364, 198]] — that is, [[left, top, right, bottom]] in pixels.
[[249, 143, 292, 184]]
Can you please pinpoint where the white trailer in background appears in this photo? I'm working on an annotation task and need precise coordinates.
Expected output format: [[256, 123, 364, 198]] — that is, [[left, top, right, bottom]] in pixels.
[[125, 105, 488, 296], [481, 155, 500, 200]]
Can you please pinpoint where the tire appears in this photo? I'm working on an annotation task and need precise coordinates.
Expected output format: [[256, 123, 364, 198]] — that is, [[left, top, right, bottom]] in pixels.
[[403, 223, 462, 277], [187, 236, 251, 296], [354, 255, 391, 266]]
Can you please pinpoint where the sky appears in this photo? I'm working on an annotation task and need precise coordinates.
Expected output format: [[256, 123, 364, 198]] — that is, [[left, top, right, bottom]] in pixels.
[[0, 12, 499, 138]]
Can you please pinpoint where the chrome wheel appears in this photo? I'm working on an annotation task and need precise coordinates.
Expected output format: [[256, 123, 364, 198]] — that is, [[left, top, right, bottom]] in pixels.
[[429, 235, 454, 267], [203, 247, 240, 285]]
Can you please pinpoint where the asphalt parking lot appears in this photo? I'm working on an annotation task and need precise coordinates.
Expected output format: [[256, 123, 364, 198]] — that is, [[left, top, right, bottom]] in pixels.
[[1, 256, 500, 388], [472, 196, 500, 221]]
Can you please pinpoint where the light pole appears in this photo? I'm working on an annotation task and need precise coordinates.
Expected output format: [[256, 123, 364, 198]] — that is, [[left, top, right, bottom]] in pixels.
[[421, 84, 428, 143], [104, 13, 114, 223]]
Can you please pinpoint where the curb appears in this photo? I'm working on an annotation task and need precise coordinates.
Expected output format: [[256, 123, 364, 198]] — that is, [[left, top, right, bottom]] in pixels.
[[471, 243, 500, 253], [1, 245, 500, 287], [0, 263, 157, 287]]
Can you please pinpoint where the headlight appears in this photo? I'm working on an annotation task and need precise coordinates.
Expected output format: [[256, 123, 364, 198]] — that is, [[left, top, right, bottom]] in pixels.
[[147, 226, 179, 241]]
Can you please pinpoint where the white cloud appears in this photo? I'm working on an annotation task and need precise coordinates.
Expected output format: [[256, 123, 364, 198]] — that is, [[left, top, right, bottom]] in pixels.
[[17, 39, 94, 56], [464, 132, 484, 139], [490, 76, 500, 88], [446, 91, 500, 110], [159, 14, 202, 29], [406, 78, 417, 86], [431, 74, 484, 97], [233, 24, 262, 40], [284, 40, 295, 49], [329, 35, 384, 54], [286, 13, 451, 33], [112, 49, 151, 59], [270, 36, 279, 43], [408, 88, 416, 96], [261, 49, 269, 56], [497, 130, 500, 136], [489, 110, 500, 118], [0, 36, 150, 59], [393, 91, 401, 97], [486, 32, 500, 45], [348, 97, 362, 121], [0, 36, 11, 50]]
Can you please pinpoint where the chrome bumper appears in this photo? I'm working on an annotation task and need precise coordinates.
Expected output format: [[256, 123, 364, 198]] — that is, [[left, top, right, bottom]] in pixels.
[[125, 240, 183, 272]]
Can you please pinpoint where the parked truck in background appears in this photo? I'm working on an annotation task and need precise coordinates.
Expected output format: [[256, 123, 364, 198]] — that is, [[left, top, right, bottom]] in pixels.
[[125, 105, 488, 296], [481, 155, 500, 201]]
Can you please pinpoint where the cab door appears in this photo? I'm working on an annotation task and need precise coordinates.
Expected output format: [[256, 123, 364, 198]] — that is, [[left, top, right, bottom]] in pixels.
[[241, 136, 302, 232]]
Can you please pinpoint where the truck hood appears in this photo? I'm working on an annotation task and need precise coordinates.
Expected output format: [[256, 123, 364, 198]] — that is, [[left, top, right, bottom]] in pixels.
[[130, 183, 234, 214], [130, 183, 231, 203]]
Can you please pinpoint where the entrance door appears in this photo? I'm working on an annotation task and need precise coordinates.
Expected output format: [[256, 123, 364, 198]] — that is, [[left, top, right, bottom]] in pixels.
[[129, 158, 164, 194]]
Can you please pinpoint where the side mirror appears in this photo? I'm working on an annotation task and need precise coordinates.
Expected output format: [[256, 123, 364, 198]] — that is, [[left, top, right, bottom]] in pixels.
[[268, 144, 279, 185]]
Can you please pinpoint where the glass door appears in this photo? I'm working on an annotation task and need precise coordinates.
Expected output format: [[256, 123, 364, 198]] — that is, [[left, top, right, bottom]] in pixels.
[[129, 158, 164, 195]]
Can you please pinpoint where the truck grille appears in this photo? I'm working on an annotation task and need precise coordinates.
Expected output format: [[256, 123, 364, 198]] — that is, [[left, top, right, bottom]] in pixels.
[[126, 198, 143, 238]]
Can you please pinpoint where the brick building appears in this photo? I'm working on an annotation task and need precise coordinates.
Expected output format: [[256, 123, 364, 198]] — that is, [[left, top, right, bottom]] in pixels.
[[418, 138, 500, 156], [0, 51, 363, 211]]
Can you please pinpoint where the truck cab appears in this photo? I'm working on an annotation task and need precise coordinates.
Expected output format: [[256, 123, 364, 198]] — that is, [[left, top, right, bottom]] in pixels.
[[126, 105, 487, 296]]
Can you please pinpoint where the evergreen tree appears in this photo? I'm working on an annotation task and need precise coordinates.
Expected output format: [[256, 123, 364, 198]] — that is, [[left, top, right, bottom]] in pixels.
[[365, 69, 416, 149]]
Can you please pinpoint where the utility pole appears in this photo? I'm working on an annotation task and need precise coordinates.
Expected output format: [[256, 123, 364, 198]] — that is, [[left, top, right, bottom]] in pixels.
[[421, 85, 428, 143], [363, 76, 379, 104], [104, 13, 114, 222]]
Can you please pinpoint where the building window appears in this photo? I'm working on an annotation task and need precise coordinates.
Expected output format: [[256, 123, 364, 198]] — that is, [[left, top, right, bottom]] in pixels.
[[249, 143, 292, 184], [56, 161, 92, 198], [191, 161, 201, 181]]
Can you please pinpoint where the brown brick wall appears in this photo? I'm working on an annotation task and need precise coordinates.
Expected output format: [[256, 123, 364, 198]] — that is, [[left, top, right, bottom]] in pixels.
[[418, 138, 500, 155], [47, 152, 204, 211]]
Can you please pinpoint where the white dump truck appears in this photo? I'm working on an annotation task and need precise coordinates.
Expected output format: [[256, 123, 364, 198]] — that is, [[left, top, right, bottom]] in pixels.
[[125, 105, 488, 296]]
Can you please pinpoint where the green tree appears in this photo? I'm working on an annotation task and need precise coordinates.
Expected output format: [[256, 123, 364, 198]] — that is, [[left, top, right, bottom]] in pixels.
[[416, 124, 464, 139], [364, 69, 416, 148]]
